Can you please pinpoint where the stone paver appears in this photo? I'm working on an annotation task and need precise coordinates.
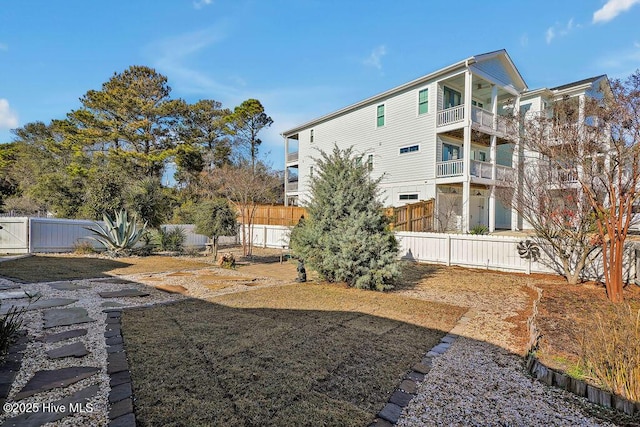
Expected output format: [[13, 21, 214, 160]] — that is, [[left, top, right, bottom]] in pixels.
[[0, 290, 30, 300], [2, 384, 99, 427], [109, 383, 132, 404], [46, 342, 89, 359], [14, 366, 99, 400], [42, 307, 95, 329], [99, 289, 150, 298], [378, 403, 403, 424], [39, 328, 88, 344], [2, 298, 78, 315], [109, 413, 136, 427]]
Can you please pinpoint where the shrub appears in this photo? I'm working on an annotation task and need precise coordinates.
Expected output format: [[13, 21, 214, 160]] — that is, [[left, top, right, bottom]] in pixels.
[[217, 252, 236, 269], [289, 145, 399, 291], [580, 303, 639, 401], [85, 209, 148, 257], [1, 293, 38, 360], [469, 224, 489, 235], [156, 227, 187, 253], [194, 199, 238, 259], [73, 240, 96, 254]]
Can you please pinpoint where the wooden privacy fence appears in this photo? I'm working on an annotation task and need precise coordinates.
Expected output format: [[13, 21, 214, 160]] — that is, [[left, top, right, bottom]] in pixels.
[[385, 200, 434, 232], [249, 201, 434, 231], [248, 205, 307, 226]]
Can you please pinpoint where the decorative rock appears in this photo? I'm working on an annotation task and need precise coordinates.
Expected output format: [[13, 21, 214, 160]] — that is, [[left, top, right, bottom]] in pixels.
[[109, 382, 132, 404], [389, 390, 413, 407], [46, 342, 89, 359], [99, 289, 150, 298], [378, 403, 402, 423], [109, 413, 136, 427], [430, 343, 450, 354], [411, 362, 431, 375], [101, 302, 126, 308], [107, 352, 129, 374], [39, 328, 88, 343], [405, 371, 425, 382], [14, 366, 99, 400], [399, 379, 417, 394], [110, 371, 131, 388], [43, 307, 95, 329], [48, 282, 90, 291], [154, 284, 189, 295], [109, 397, 133, 420], [2, 385, 98, 427]]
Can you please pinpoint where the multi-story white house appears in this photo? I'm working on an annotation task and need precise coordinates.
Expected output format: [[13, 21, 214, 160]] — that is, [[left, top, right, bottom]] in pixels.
[[282, 49, 608, 233]]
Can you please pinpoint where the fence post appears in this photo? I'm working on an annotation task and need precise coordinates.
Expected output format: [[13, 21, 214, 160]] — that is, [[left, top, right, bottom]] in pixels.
[[446, 234, 451, 266], [407, 206, 413, 232]]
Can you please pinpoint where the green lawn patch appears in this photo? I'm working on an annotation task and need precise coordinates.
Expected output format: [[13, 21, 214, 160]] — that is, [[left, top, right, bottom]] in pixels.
[[0, 255, 211, 282], [122, 283, 465, 426]]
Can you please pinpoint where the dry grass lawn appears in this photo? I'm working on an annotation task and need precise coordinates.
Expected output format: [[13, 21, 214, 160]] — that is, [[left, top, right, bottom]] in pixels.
[[122, 283, 465, 426], [0, 254, 212, 282]]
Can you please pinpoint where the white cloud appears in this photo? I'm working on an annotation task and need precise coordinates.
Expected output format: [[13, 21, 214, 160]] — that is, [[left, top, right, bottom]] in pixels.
[[593, 0, 640, 23], [0, 99, 18, 129], [545, 18, 576, 44], [363, 45, 387, 70], [594, 42, 640, 77], [193, 0, 213, 10]]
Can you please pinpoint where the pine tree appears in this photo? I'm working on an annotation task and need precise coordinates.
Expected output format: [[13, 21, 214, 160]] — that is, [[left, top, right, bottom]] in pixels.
[[290, 145, 399, 291]]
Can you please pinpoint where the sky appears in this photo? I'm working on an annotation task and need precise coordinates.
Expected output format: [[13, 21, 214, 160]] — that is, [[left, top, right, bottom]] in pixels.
[[1, 0, 639, 171]]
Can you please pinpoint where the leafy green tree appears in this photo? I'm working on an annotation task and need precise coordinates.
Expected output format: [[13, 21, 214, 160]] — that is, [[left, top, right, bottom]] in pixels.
[[79, 167, 128, 220], [290, 145, 400, 291], [230, 99, 273, 172], [125, 177, 170, 229], [194, 198, 238, 258]]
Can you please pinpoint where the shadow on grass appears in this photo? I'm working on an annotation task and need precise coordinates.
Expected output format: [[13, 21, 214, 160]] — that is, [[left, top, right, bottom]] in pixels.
[[395, 261, 443, 291], [0, 255, 132, 283], [121, 298, 454, 427]]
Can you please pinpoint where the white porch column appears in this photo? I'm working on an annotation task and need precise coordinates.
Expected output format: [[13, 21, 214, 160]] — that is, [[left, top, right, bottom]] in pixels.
[[284, 136, 289, 206], [461, 70, 473, 233], [511, 95, 522, 231], [489, 85, 498, 233]]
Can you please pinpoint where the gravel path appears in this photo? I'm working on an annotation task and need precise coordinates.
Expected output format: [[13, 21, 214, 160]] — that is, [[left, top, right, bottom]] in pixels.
[[394, 272, 616, 427]]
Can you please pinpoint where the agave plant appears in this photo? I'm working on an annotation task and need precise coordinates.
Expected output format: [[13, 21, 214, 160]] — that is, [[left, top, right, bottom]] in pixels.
[[85, 210, 148, 256]]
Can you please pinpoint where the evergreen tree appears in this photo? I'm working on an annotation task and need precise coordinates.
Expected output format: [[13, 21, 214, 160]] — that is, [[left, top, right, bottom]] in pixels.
[[194, 198, 238, 258], [290, 145, 399, 291]]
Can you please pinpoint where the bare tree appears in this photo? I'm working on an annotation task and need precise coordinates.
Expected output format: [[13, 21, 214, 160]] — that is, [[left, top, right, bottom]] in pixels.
[[203, 161, 281, 256], [515, 71, 640, 301]]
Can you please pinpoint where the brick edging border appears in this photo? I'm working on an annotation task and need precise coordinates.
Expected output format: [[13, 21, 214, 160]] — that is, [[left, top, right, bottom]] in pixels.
[[104, 310, 136, 427], [368, 310, 474, 426], [523, 284, 639, 417]]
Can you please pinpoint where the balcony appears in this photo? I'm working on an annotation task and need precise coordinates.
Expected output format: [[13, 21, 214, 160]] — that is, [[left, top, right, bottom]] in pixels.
[[437, 105, 512, 136], [286, 180, 299, 192], [436, 159, 514, 182], [287, 151, 299, 163]]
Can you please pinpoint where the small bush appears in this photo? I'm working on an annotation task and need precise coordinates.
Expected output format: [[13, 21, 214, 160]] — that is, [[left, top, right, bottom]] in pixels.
[[156, 227, 187, 253], [580, 303, 639, 401], [1, 293, 38, 360], [217, 252, 236, 269], [73, 240, 96, 254], [469, 224, 489, 235]]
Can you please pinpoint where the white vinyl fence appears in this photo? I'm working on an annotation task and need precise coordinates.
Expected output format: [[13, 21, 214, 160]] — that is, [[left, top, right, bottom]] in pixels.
[[0, 218, 218, 253]]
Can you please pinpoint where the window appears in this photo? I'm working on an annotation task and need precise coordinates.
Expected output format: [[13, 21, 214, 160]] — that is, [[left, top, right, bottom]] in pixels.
[[471, 100, 484, 109], [399, 194, 419, 201], [442, 143, 461, 161], [418, 89, 429, 114], [376, 104, 385, 127], [355, 156, 362, 167], [310, 129, 314, 143], [366, 154, 374, 171], [399, 144, 419, 154], [443, 86, 462, 109], [477, 151, 487, 162]]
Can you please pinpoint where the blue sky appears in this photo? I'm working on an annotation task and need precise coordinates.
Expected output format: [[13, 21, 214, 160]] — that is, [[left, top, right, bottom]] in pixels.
[[1, 0, 639, 171]]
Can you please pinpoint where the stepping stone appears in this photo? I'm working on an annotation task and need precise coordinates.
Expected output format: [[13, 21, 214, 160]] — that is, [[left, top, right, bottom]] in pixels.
[[99, 289, 150, 298], [109, 382, 132, 404], [0, 290, 30, 300], [48, 282, 90, 291], [109, 397, 133, 420], [40, 328, 88, 343], [110, 371, 131, 388], [14, 366, 99, 400], [389, 390, 413, 407], [43, 308, 95, 329], [0, 283, 21, 290], [109, 413, 136, 427], [101, 302, 125, 308], [46, 342, 89, 359], [92, 278, 136, 285], [154, 284, 188, 295], [3, 384, 99, 427], [0, 298, 77, 315], [107, 352, 129, 374], [378, 403, 402, 424]]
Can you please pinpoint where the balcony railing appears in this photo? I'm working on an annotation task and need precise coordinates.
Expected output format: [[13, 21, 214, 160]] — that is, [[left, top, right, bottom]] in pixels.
[[437, 159, 515, 182], [437, 105, 465, 127], [471, 106, 493, 129], [550, 169, 579, 183], [436, 159, 464, 177], [287, 151, 299, 163], [286, 180, 299, 192]]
